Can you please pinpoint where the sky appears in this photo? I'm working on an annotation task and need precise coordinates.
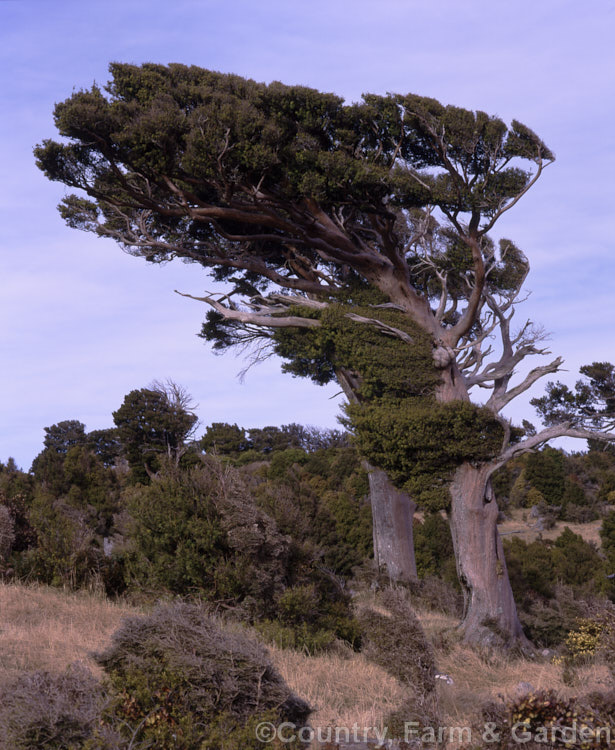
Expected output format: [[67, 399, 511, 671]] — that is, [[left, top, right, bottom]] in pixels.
[[1, 0, 614, 469]]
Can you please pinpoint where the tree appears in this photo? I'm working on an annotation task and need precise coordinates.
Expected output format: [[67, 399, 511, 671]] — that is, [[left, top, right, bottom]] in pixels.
[[31, 420, 88, 493], [200, 422, 250, 456], [35, 63, 614, 647], [112, 381, 198, 481]]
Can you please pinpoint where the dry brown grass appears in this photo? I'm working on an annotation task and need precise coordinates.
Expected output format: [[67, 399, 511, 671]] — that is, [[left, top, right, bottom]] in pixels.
[[269, 643, 407, 732], [497, 508, 605, 547], [435, 639, 612, 728], [2, 581, 613, 749], [0, 581, 136, 684]]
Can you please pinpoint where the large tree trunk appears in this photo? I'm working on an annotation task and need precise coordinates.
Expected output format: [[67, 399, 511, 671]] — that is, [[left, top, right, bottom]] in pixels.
[[449, 463, 530, 651], [335, 368, 417, 582], [367, 464, 417, 582]]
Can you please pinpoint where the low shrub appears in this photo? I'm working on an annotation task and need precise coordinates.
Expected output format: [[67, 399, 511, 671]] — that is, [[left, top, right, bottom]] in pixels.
[[0, 662, 105, 750], [96, 601, 311, 748], [476, 689, 615, 749], [254, 619, 337, 654], [355, 588, 439, 737], [356, 588, 436, 694]]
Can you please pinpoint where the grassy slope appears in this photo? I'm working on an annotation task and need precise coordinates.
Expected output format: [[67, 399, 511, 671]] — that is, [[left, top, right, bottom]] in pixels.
[[1, 581, 612, 744], [497, 508, 605, 547]]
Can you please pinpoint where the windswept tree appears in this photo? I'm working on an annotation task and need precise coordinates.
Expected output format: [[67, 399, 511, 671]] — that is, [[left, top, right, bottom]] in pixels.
[[35, 63, 614, 647]]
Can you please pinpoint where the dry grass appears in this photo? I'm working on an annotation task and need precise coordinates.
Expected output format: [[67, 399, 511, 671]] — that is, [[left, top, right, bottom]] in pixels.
[[2, 581, 613, 748], [269, 644, 407, 732], [497, 508, 605, 547], [0, 582, 136, 683], [435, 638, 612, 728]]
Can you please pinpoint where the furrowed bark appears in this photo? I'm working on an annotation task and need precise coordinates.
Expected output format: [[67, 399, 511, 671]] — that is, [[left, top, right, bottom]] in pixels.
[[448, 463, 529, 650]]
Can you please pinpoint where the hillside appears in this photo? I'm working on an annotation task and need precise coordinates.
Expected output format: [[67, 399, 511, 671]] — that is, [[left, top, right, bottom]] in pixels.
[[1, 581, 612, 748]]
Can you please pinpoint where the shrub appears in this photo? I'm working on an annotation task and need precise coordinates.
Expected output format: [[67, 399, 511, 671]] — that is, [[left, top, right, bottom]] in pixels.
[[0, 662, 105, 750], [477, 689, 615, 749], [0, 504, 15, 562], [355, 588, 439, 737], [254, 619, 337, 654], [96, 602, 311, 748], [355, 588, 436, 694], [414, 512, 457, 585], [20, 492, 107, 590], [123, 461, 290, 611], [552, 527, 604, 588]]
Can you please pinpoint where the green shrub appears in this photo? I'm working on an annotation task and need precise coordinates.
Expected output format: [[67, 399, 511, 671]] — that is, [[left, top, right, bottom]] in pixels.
[[414, 512, 457, 585], [254, 619, 337, 654], [552, 527, 604, 588], [123, 461, 290, 612], [96, 602, 311, 748], [477, 689, 615, 749], [356, 588, 436, 693]]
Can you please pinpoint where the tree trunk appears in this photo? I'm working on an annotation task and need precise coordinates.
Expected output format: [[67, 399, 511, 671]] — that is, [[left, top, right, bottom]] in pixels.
[[449, 463, 530, 651], [367, 464, 417, 582], [335, 368, 418, 582]]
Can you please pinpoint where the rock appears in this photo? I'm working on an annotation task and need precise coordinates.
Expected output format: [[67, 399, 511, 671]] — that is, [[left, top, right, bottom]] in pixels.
[[515, 681, 534, 695]]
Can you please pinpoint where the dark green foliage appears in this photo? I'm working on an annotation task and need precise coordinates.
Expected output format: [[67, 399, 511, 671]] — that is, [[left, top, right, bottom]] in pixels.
[[355, 588, 437, 704], [123, 459, 359, 646], [36, 63, 551, 251], [200, 421, 250, 455], [85, 428, 122, 467], [552, 527, 604, 587], [248, 425, 303, 454], [252, 446, 372, 576], [414, 512, 457, 585], [505, 537, 557, 603], [532, 361, 615, 433], [123, 462, 289, 608], [41, 419, 87, 454], [113, 386, 198, 482], [525, 447, 565, 505], [95, 601, 310, 749], [0, 662, 106, 750], [506, 529, 604, 603], [19, 489, 115, 590], [504, 528, 611, 645], [348, 398, 505, 509], [14, 436, 123, 592], [0, 461, 36, 554], [600, 510, 615, 569], [274, 299, 438, 398]]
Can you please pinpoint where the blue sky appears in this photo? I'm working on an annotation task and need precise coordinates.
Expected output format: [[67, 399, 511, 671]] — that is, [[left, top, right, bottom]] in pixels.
[[1, 0, 614, 469]]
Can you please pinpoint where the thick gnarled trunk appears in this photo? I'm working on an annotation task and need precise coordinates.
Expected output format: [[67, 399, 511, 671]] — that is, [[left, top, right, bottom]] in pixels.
[[449, 463, 529, 650], [367, 464, 417, 582]]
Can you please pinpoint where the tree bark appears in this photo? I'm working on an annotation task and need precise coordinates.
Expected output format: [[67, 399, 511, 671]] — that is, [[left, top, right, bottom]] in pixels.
[[367, 464, 417, 582], [448, 463, 530, 651]]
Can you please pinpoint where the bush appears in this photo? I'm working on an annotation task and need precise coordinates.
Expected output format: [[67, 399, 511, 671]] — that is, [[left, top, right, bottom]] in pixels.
[[96, 601, 311, 748], [356, 588, 436, 694], [254, 619, 337, 654], [477, 689, 615, 749], [123, 461, 290, 611], [0, 504, 15, 562], [414, 512, 457, 585], [355, 588, 439, 737], [0, 662, 105, 750]]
